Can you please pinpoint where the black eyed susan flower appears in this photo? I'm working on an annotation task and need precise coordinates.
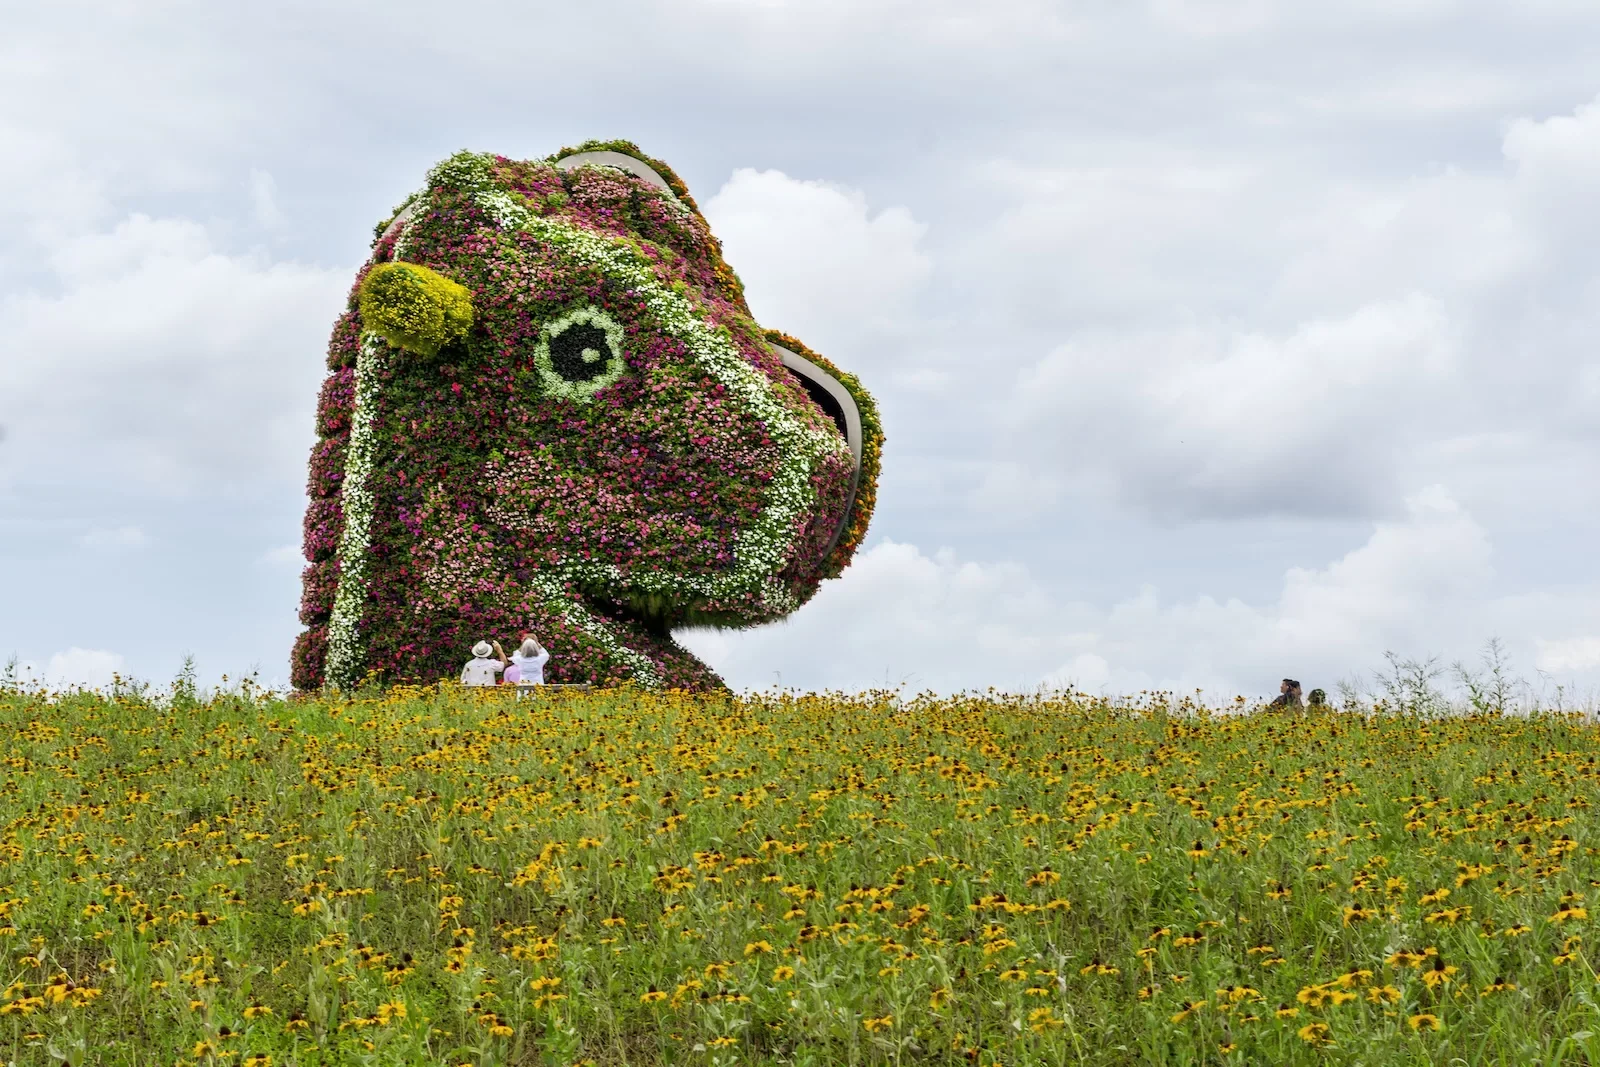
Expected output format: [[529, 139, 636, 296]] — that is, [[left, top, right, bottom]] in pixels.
[[1296, 985, 1330, 1009], [1028, 1007, 1064, 1032], [1297, 1022, 1331, 1045], [1420, 957, 1458, 989]]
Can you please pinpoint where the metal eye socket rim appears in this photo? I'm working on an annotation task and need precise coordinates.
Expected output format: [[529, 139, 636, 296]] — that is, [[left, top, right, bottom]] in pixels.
[[553, 151, 679, 200]]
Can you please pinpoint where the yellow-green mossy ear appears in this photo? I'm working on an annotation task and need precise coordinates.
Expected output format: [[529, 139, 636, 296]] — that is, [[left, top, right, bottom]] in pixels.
[[358, 262, 474, 356]]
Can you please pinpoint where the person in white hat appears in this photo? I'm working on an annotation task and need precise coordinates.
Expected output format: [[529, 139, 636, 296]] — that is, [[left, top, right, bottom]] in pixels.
[[460, 639, 508, 686]]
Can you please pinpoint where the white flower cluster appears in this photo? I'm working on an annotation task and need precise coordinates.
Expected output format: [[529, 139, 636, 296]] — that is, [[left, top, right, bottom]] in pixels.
[[533, 305, 627, 402], [528, 575, 662, 688], [324, 335, 386, 690]]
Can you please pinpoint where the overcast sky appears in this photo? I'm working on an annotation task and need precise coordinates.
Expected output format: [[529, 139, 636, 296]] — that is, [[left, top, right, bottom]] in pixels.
[[6, 0, 1600, 699]]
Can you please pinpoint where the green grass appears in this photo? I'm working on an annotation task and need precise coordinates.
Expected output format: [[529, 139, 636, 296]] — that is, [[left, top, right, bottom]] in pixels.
[[0, 682, 1597, 1065]]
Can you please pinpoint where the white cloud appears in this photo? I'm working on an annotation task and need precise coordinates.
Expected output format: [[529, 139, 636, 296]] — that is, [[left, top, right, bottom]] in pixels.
[[1529, 639, 1600, 671], [1501, 93, 1600, 267], [682, 539, 1074, 692], [1044, 652, 1112, 692], [963, 461, 1064, 520], [1277, 486, 1490, 632], [0, 122, 111, 248], [44, 647, 126, 691], [1503, 94, 1600, 197], [971, 90, 1600, 524], [0, 214, 347, 497], [1535, 636, 1600, 673], [703, 169, 932, 360], [249, 169, 285, 230], [1011, 296, 1459, 517], [682, 486, 1546, 697], [78, 525, 148, 550], [1146, 0, 1277, 36], [969, 154, 1278, 324]]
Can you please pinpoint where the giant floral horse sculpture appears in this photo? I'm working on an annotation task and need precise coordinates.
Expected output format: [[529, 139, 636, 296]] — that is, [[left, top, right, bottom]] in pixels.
[[292, 142, 882, 691]]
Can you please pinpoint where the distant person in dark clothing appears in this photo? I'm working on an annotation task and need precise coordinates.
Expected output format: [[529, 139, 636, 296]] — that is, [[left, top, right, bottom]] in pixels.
[[1307, 688, 1328, 709], [1268, 678, 1304, 709]]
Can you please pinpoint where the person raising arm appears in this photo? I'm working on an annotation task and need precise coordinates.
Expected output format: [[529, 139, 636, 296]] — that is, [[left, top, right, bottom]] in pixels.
[[510, 634, 550, 687], [460, 640, 508, 686]]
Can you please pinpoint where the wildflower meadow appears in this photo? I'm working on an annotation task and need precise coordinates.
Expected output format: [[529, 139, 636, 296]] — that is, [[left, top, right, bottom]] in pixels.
[[0, 680, 1597, 1065]]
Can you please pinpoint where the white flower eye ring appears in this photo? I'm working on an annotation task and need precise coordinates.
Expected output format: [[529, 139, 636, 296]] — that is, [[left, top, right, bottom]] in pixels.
[[535, 306, 627, 401]]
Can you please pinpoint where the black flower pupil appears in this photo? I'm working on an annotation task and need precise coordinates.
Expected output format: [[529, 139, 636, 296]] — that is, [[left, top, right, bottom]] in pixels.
[[548, 323, 616, 382]]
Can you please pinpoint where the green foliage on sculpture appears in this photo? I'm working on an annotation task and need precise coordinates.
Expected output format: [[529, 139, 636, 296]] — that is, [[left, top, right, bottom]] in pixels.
[[358, 262, 474, 357], [292, 141, 885, 691]]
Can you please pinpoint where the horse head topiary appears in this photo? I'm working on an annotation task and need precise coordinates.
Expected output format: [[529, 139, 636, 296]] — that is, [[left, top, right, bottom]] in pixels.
[[292, 142, 883, 691]]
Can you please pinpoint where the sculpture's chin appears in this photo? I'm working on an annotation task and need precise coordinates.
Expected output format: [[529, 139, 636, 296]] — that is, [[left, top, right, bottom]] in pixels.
[[605, 597, 678, 638], [576, 594, 727, 692], [605, 590, 781, 634]]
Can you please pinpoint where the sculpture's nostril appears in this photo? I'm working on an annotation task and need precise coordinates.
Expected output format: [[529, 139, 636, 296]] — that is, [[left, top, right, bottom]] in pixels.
[[771, 345, 860, 468], [791, 371, 849, 441], [770, 343, 864, 560]]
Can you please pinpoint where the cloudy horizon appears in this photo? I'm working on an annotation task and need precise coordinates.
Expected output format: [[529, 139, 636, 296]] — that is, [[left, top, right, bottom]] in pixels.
[[5, 1, 1600, 701]]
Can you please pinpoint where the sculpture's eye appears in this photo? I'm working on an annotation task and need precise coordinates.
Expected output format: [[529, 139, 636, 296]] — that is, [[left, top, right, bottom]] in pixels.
[[534, 307, 627, 401]]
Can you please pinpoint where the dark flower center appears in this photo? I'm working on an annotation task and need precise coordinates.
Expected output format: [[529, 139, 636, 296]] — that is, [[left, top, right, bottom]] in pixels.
[[548, 323, 616, 382]]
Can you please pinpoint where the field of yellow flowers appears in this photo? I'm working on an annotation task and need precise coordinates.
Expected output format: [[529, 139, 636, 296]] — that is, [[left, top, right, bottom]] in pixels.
[[0, 683, 1596, 1066]]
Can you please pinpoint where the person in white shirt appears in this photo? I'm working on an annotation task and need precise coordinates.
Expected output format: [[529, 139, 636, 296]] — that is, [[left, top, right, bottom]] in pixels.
[[460, 640, 507, 686], [510, 634, 550, 694]]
